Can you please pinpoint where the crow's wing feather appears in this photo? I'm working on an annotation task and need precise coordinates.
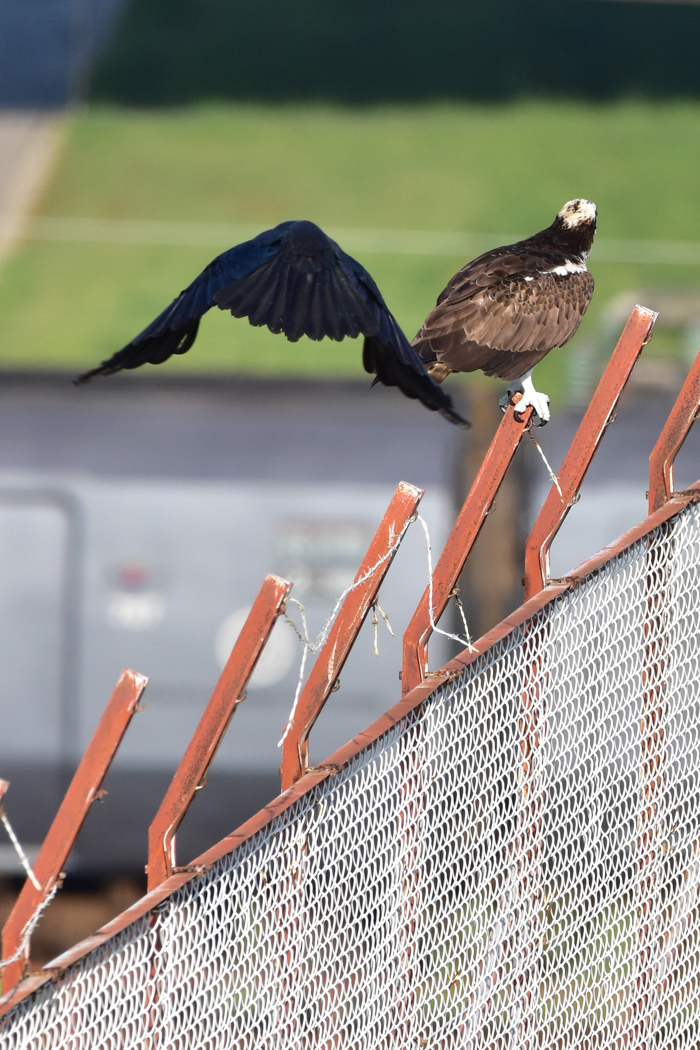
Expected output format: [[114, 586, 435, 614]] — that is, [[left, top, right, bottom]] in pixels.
[[363, 309, 469, 428], [339, 249, 471, 423], [130, 227, 292, 341], [74, 224, 293, 382], [214, 228, 379, 341], [74, 220, 470, 427]]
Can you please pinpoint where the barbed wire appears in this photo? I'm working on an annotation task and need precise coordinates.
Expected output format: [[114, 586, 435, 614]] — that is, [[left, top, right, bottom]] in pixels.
[[527, 427, 565, 503], [371, 600, 395, 657], [0, 802, 62, 971], [0, 807, 40, 891], [0, 884, 60, 969], [277, 518, 413, 746], [278, 508, 479, 745], [415, 514, 477, 653]]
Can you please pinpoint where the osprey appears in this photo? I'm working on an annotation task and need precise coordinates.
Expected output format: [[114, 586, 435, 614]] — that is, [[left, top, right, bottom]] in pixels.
[[75, 220, 469, 429], [412, 199, 597, 423]]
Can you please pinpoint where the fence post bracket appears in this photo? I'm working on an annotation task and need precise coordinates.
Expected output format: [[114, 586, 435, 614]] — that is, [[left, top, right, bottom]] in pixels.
[[147, 573, 293, 892], [402, 403, 532, 695], [1, 669, 147, 992], [524, 304, 657, 600], [281, 480, 423, 790], [649, 340, 700, 513]]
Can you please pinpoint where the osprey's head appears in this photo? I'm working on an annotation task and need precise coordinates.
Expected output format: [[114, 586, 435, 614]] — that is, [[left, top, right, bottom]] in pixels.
[[557, 198, 597, 231]]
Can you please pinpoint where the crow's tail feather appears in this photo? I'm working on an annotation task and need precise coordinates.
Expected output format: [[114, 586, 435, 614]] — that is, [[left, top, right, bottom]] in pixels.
[[363, 335, 470, 428]]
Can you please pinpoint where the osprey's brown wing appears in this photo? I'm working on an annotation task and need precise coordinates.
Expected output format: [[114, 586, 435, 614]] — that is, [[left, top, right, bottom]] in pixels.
[[413, 248, 594, 381]]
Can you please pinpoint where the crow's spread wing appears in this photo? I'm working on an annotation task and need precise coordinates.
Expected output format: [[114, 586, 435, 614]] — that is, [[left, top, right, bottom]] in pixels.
[[74, 224, 290, 382], [75, 220, 469, 427]]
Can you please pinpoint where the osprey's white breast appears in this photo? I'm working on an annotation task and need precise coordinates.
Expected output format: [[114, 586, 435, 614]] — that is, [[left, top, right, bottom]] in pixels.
[[550, 260, 588, 276]]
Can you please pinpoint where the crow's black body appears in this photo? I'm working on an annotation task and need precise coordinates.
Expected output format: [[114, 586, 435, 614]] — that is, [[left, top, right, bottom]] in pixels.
[[76, 220, 469, 428]]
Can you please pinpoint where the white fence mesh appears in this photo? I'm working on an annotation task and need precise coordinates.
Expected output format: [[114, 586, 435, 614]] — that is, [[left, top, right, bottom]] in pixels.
[[3, 499, 700, 1048]]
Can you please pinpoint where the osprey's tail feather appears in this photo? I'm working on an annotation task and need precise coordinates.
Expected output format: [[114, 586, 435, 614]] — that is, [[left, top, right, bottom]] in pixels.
[[426, 361, 453, 384]]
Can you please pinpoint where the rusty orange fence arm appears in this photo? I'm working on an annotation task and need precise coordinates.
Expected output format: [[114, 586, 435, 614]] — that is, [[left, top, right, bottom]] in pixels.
[[147, 574, 292, 891], [523, 304, 658, 601], [648, 343, 700, 514], [281, 481, 423, 790], [401, 405, 532, 696], [1, 669, 147, 992]]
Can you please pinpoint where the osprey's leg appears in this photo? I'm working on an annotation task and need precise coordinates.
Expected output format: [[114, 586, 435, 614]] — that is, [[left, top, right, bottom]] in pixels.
[[508, 370, 550, 424]]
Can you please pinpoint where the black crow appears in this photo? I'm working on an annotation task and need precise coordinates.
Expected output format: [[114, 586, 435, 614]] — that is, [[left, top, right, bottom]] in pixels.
[[412, 199, 597, 423], [76, 220, 469, 428]]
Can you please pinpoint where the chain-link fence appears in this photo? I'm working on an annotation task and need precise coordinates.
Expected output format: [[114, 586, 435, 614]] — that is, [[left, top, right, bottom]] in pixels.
[[2, 496, 700, 1049]]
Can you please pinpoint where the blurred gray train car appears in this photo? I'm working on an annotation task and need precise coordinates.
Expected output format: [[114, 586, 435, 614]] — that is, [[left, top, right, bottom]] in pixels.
[[0, 375, 461, 875]]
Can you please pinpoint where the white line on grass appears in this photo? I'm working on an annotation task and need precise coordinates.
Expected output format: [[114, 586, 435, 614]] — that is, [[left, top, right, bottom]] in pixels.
[[10, 215, 700, 265]]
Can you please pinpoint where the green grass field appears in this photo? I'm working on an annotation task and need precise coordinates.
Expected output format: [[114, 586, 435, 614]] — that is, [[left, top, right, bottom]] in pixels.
[[2, 100, 700, 401]]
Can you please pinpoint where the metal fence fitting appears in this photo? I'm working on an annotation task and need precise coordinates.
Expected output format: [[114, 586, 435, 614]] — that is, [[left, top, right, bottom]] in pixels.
[[147, 573, 293, 891], [401, 403, 532, 695], [648, 335, 700, 513], [281, 481, 423, 790], [1, 669, 147, 991], [524, 304, 658, 600]]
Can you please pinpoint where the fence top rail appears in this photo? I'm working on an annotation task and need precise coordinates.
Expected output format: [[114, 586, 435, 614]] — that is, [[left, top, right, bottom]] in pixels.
[[2, 477, 699, 1021]]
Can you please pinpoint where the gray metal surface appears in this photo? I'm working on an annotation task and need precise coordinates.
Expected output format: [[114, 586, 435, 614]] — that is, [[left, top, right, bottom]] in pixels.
[[0, 375, 458, 872], [0, 373, 460, 483]]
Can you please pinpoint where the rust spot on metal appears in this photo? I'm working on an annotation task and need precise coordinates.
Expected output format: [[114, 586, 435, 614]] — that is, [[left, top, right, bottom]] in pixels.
[[673, 488, 700, 503], [305, 764, 342, 777], [426, 668, 461, 683], [548, 575, 585, 591]]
